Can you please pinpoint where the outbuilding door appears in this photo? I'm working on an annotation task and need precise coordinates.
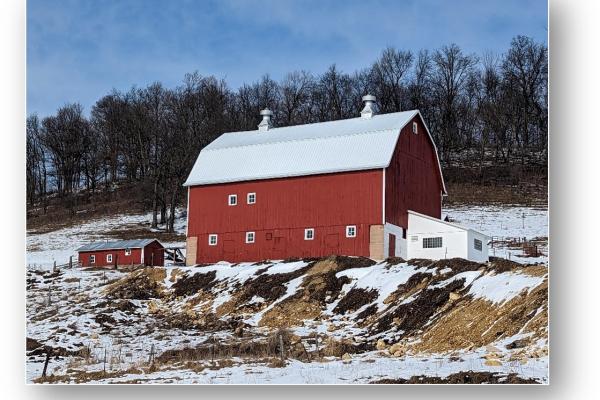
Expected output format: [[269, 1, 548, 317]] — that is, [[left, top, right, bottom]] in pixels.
[[389, 233, 396, 257]]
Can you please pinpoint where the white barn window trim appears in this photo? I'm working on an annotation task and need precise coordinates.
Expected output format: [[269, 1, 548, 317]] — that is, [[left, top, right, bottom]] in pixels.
[[90, 255, 95, 264], [107, 254, 113, 263], [304, 228, 314, 240], [247, 192, 256, 204], [208, 234, 218, 246], [246, 231, 255, 244], [423, 237, 442, 248], [346, 225, 356, 238], [125, 248, 131, 256], [228, 194, 237, 206], [474, 238, 482, 251], [412, 121, 418, 134]]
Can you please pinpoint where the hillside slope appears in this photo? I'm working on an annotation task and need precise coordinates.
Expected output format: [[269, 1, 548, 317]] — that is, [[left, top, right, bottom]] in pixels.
[[27, 256, 548, 384]]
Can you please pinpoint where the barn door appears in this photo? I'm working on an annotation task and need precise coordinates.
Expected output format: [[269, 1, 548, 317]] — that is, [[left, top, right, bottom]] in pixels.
[[325, 233, 340, 256], [273, 236, 286, 259], [389, 233, 396, 257], [223, 239, 235, 261]]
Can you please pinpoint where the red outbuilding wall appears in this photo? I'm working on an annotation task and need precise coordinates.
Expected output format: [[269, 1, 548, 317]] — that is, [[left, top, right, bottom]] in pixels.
[[384, 115, 444, 230], [78, 241, 164, 267], [187, 169, 383, 263]]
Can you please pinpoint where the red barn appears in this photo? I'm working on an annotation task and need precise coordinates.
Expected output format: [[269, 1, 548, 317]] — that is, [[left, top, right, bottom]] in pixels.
[[184, 96, 446, 264], [77, 239, 165, 268]]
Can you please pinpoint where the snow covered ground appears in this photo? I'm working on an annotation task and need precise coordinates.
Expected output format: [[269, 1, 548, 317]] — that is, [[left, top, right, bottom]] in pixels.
[[26, 205, 548, 384], [26, 211, 186, 269], [444, 206, 548, 264]]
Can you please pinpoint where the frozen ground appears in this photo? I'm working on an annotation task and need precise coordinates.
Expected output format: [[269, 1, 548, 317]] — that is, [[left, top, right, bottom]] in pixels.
[[444, 206, 548, 264], [26, 211, 186, 269], [26, 205, 548, 384]]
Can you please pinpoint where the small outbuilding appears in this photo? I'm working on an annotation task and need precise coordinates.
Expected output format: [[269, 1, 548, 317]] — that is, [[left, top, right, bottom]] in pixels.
[[401, 211, 489, 263], [77, 239, 165, 268]]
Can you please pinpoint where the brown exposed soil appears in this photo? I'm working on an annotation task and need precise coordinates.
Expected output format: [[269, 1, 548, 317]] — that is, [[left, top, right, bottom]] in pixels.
[[411, 277, 548, 353], [372, 371, 540, 384], [333, 288, 378, 314], [172, 271, 217, 297], [104, 268, 166, 300], [374, 278, 466, 334]]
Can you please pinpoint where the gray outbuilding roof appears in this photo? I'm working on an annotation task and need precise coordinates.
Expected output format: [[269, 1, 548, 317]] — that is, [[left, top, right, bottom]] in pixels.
[[77, 239, 161, 252]]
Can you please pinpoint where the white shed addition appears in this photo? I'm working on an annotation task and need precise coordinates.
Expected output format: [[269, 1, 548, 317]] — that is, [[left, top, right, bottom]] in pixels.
[[405, 210, 489, 263]]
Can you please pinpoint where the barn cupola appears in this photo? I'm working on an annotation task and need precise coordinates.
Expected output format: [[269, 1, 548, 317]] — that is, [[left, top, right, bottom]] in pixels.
[[360, 94, 376, 119], [258, 108, 273, 131]]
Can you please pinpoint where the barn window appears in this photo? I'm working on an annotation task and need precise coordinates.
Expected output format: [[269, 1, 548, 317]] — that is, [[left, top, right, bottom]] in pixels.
[[246, 231, 255, 244], [423, 237, 443, 248], [125, 248, 131, 256], [228, 194, 237, 206], [90, 255, 95, 264], [346, 225, 356, 238], [412, 121, 418, 134], [247, 192, 256, 204], [208, 234, 218, 246], [304, 228, 314, 240], [106, 254, 113, 263], [474, 238, 483, 251]]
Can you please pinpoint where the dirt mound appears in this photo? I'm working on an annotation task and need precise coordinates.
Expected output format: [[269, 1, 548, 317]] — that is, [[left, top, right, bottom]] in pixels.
[[412, 277, 548, 353], [240, 266, 311, 303], [374, 278, 466, 334], [333, 288, 378, 314], [372, 371, 540, 384], [104, 268, 166, 300], [172, 271, 217, 297]]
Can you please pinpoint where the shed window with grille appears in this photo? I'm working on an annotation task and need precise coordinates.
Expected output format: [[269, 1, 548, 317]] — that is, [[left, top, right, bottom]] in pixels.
[[474, 238, 482, 251], [107, 254, 113, 263], [423, 237, 443, 248], [208, 234, 218, 246], [90, 255, 95, 264]]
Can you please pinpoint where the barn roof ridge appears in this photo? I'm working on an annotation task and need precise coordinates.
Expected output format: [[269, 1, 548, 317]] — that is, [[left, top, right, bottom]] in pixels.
[[200, 128, 399, 152]]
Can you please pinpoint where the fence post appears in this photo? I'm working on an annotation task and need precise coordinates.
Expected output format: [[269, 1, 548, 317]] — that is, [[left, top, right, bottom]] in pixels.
[[148, 344, 155, 365], [41, 349, 51, 378], [103, 348, 107, 373], [53, 261, 57, 272], [69, 256, 72, 269], [279, 333, 285, 361]]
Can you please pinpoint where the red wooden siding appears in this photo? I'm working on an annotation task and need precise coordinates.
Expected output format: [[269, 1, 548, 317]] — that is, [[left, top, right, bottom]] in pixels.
[[144, 241, 165, 267], [78, 241, 164, 267], [384, 115, 444, 229], [187, 169, 383, 263]]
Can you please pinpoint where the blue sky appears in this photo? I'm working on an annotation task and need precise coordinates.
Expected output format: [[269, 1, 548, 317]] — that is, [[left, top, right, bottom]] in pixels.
[[27, 0, 547, 118]]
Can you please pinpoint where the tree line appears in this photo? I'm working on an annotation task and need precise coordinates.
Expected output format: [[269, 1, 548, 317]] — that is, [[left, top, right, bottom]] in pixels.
[[26, 35, 547, 231]]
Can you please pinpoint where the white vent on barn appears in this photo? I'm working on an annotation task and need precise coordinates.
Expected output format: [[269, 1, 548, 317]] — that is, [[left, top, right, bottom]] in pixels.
[[360, 94, 376, 119], [258, 108, 273, 131]]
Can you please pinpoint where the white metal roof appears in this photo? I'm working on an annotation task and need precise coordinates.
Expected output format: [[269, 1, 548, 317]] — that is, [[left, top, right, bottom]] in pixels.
[[77, 239, 161, 252], [184, 110, 445, 192], [408, 210, 491, 238]]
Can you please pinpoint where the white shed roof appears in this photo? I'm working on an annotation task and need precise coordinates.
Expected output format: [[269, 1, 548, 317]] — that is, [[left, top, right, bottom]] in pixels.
[[184, 110, 445, 191], [408, 210, 491, 238]]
